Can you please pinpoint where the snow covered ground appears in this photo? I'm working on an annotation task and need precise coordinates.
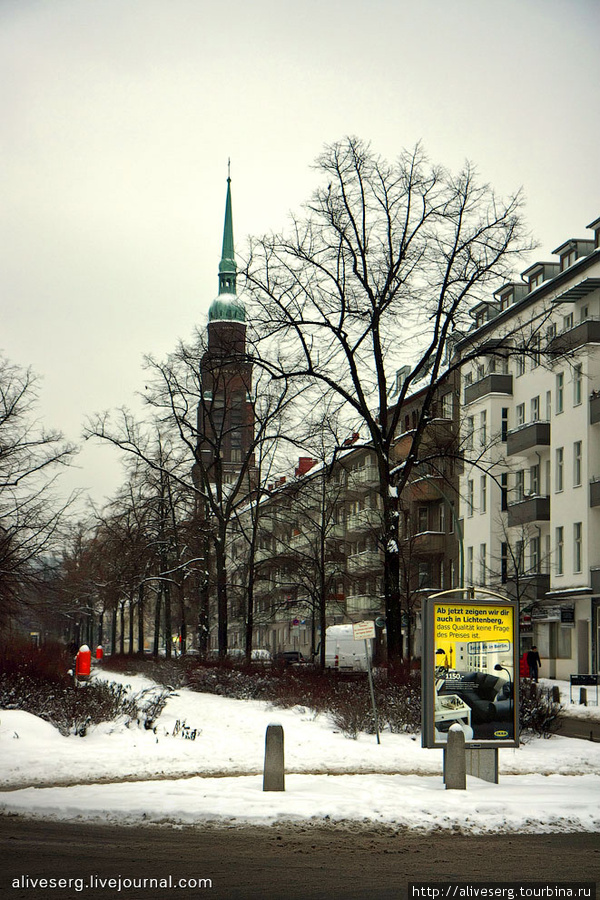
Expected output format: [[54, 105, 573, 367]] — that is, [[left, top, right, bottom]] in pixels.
[[0, 669, 599, 833]]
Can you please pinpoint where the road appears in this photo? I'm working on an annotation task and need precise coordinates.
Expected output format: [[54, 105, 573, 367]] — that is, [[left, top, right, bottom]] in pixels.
[[1, 817, 598, 900]]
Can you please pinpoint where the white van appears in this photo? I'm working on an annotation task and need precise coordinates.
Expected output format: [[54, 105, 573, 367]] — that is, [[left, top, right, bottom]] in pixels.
[[325, 625, 371, 671]]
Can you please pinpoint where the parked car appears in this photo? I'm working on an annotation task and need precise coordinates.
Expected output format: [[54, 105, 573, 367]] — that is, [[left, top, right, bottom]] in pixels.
[[274, 650, 305, 667], [251, 649, 272, 665]]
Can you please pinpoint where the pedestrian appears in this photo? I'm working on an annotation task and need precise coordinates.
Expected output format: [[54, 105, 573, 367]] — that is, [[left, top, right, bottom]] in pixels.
[[526, 646, 541, 682]]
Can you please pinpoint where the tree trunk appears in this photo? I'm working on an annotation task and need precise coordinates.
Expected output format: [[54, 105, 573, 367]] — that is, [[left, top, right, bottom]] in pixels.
[[214, 536, 228, 658], [137, 583, 145, 656], [111, 606, 117, 656], [153, 588, 162, 657], [128, 592, 135, 655], [119, 602, 125, 655], [163, 582, 172, 658]]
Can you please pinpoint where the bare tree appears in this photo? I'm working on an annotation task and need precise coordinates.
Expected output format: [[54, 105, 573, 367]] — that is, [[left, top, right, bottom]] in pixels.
[[245, 137, 533, 666], [86, 335, 297, 657], [0, 355, 76, 628]]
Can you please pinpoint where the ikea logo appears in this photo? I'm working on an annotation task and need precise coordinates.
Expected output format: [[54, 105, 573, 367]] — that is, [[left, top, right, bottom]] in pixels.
[[494, 730, 509, 738]]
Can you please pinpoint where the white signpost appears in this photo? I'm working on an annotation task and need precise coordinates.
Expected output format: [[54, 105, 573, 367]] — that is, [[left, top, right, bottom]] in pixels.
[[353, 620, 380, 744]]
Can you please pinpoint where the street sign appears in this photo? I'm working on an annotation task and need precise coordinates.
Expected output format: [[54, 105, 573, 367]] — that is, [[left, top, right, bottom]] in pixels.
[[352, 620, 376, 641]]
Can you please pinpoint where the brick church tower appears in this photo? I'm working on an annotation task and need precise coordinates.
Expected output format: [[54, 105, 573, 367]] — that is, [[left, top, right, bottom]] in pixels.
[[195, 172, 255, 489]]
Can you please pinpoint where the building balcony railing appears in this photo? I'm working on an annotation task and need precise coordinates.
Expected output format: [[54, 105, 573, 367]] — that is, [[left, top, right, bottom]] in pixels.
[[504, 573, 550, 603], [590, 478, 600, 508], [407, 531, 446, 556], [404, 475, 446, 503], [548, 317, 600, 354], [346, 594, 381, 614], [347, 465, 380, 492], [506, 420, 551, 456], [464, 373, 513, 405], [346, 508, 382, 536], [507, 494, 551, 527], [591, 392, 600, 426], [346, 550, 382, 574]]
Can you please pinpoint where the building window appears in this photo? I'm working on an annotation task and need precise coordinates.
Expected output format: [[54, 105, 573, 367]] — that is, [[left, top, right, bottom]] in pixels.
[[573, 441, 582, 487], [574, 522, 582, 573], [467, 546, 474, 584], [479, 543, 487, 585], [573, 365, 582, 406], [555, 448, 564, 492], [480, 476, 487, 513], [531, 396, 540, 422], [556, 373, 564, 414], [501, 408, 509, 442], [480, 410, 487, 447], [516, 403, 525, 426], [530, 463, 540, 495], [545, 390, 552, 420], [441, 392, 453, 418], [531, 334, 541, 368], [515, 470, 525, 502], [516, 352, 526, 377], [501, 473, 508, 511], [563, 313, 574, 332], [467, 480, 474, 517], [556, 527, 564, 575], [531, 536, 540, 574], [439, 503, 446, 533], [501, 542, 508, 583], [465, 416, 474, 450]]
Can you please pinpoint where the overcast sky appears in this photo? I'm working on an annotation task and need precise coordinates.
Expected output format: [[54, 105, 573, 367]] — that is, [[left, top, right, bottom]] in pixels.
[[2, 0, 599, 509]]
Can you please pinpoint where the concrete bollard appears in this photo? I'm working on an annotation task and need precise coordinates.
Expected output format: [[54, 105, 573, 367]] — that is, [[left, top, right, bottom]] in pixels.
[[551, 685, 561, 704], [580, 687, 588, 707], [263, 723, 285, 792], [444, 724, 466, 790]]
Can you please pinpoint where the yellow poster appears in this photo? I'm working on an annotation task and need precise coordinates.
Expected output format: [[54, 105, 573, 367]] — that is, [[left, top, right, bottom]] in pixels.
[[432, 601, 516, 744]]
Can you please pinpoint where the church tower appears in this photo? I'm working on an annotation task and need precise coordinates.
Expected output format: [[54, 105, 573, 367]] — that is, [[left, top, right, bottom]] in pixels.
[[195, 172, 255, 488]]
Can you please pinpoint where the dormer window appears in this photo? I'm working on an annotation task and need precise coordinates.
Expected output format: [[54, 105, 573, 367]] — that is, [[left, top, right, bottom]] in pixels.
[[561, 249, 577, 271], [500, 293, 512, 311], [529, 271, 544, 291]]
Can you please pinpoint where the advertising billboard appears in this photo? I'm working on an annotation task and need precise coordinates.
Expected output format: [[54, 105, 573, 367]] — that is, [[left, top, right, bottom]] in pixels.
[[422, 590, 519, 749]]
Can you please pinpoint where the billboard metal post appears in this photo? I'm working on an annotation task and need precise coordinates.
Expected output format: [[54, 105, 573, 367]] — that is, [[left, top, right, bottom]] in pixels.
[[353, 621, 381, 745]]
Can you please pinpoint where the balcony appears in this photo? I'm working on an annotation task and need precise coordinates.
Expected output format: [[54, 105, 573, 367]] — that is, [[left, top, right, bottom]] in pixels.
[[592, 567, 600, 594], [591, 479, 600, 508], [507, 495, 551, 527], [347, 465, 379, 492], [506, 421, 551, 456], [504, 573, 550, 603], [408, 531, 446, 556], [591, 393, 600, 426], [346, 594, 380, 615], [404, 476, 445, 503], [347, 550, 382, 574], [548, 317, 600, 354], [346, 508, 382, 536], [464, 373, 513, 405]]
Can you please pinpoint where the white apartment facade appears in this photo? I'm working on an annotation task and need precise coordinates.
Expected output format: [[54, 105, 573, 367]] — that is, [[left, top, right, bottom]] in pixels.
[[457, 215, 600, 679]]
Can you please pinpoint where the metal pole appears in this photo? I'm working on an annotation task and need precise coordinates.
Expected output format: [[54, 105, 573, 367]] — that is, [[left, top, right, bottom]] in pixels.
[[365, 638, 381, 744]]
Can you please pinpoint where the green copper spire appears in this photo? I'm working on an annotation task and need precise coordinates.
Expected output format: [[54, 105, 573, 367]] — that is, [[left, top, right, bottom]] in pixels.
[[218, 162, 237, 295], [209, 165, 245, 324]]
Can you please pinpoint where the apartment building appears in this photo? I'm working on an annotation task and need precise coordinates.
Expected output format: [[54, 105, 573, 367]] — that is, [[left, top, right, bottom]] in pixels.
[[456, 215, 600, 678], [226, 381, 461, 661]]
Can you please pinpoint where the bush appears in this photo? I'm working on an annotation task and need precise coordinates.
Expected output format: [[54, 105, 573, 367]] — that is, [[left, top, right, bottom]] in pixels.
[[0, 641, 171, 736], [519, 679, 562, 738]]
